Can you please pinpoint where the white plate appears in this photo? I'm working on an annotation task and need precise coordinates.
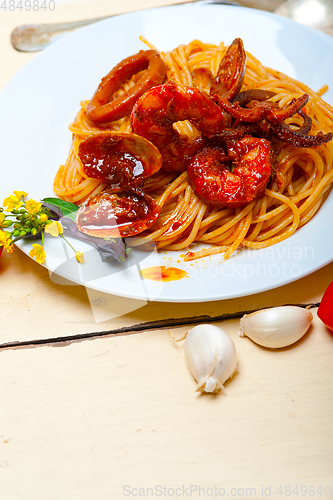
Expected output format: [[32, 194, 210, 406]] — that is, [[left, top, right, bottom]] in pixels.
[[1, 3, 333, 302]]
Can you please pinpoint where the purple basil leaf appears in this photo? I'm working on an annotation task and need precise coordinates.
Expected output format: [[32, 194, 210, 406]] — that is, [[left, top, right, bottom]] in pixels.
[[61, 216, 126, 263], [42, 202, 64, 220]]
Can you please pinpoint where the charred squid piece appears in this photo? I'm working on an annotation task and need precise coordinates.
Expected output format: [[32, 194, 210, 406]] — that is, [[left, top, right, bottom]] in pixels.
[[77, 132, 163, 190], [270, 109, 312, 144], [271, 115, 333, 147], [231, 89, 276, 106], [217, 93, 309, 125], [205, 123, 257, 145], [296, 110, 314, 135], [265, 94, 309, 123], [255, 119, 273, 137], [210, 38, 246, 101], [75, 189, 161, 238], [217, 98, 277, 123]]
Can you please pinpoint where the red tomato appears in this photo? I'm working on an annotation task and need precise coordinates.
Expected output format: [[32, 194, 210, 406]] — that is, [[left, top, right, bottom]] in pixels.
[[317, 281, 333, 331], [0, 246, 3, 258]]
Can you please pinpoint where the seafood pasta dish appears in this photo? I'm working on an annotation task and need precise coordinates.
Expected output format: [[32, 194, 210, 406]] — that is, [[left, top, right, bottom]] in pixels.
[[54, 38, 333, 261]]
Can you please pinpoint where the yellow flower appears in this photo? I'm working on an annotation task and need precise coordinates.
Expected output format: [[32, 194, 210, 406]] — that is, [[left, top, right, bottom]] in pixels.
[[75, 251, 85, 264], [3, 194, 23, 211], [13, 191, 28, 200], [26, 199, 42, 214], [0, 230, 9, 244], [29, 244, 46, 264], [40, 214, 48, 223], [0, 230, 13, 253], [44, 221, 63, 237], [0, 213, 5, 226]]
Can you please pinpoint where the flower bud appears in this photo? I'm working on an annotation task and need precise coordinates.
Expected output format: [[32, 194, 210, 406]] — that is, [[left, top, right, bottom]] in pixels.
[[40, 214, 48, 223], [2, 220, 13, 228]]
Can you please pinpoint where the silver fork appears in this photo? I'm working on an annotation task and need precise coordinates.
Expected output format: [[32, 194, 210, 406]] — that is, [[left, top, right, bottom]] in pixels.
[[10, 0, 279, 52]]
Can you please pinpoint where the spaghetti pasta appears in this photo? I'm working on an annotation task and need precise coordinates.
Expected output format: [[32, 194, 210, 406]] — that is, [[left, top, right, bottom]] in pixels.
[[54, 38, 333, 261]]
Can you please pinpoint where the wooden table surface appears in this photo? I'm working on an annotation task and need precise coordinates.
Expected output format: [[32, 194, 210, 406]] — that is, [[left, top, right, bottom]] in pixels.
[[1, 1, 333, 499]]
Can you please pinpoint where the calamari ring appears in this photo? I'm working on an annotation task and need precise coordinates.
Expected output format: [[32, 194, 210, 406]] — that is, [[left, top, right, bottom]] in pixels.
[[86, 50, 166, 124]]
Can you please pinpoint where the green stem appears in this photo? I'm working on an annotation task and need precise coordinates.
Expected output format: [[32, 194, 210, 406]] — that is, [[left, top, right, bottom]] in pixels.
[[60, 233, 77, 253]]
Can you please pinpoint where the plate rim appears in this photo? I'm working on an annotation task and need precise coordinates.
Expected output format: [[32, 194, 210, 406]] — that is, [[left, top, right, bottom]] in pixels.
[[2, 2, 333, 302]]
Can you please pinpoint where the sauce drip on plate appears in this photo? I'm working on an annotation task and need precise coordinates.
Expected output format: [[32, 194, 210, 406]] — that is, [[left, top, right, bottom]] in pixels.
[[140, 266, 189, 282]]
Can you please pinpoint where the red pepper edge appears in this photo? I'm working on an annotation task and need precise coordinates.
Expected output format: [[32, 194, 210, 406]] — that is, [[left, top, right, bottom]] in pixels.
[[317, 281, 333, 331]]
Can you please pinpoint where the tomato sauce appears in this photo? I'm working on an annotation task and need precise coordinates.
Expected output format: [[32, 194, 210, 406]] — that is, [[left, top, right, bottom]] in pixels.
[[140, 266, 189, 282]]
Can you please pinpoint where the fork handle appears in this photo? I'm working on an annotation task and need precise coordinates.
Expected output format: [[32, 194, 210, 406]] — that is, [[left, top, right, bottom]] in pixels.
[[10, 0, 281, 52]]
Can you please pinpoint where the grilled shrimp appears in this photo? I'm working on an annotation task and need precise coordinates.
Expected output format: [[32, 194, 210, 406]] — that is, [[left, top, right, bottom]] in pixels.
[[187, 136, 272, 208], [131, 82, 227, 172]]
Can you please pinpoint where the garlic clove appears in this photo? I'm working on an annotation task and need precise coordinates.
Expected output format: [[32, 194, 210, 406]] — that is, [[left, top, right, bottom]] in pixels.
[[184, 324, 237, 394], [239, 306, 313, 349]]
